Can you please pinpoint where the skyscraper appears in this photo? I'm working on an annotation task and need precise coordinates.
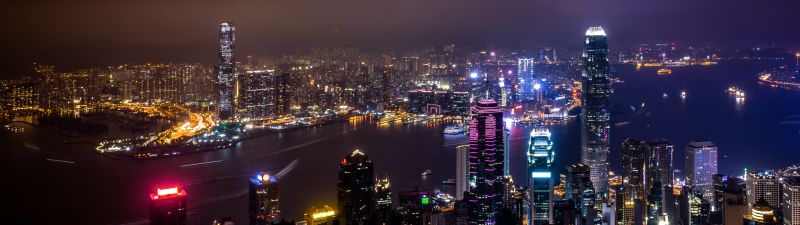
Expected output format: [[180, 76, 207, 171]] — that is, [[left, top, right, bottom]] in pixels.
[[375, 177, 393, 225], [149, 186, 187, 225], [528, 126, 554, 225], [337, 149, 375, 225], [467, 99, 506, 225], [564, 163, 595, 225], [685, 141, 718, 203], [783, 176, 800, 225], [517, 58, 535, 101], [456, 144, 470, 200], [217, 22, 236, 120], [746, 171, 782, 213], [581, 26, 611, 195], [249, 172, 280, 225], [240, 70, 275, 119], [621, 139, 648, 225]]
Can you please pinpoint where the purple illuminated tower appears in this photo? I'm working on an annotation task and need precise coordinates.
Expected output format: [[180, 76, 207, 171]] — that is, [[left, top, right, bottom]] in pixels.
[[467, 99, 506, 225]]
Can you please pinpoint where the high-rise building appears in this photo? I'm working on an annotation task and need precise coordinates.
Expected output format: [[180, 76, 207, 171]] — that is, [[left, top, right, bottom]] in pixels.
[[563, 163, 596, 225], [375, 177, 392, 225], [274, 73, 290, 116], [466, 99, 506, 225], [686, 141, 718, 203], [517, 58, 535, 101], [240, 70, 276, 119], [456, 144, 470, 200], [746, 171, 782, 213], [216, 22, 236, 120], [149, 185, 187, 225], [581, 26, 611, 195], [337, 149, 375, 225], [621, 139, 648, 225], [528, 126, 554, 225], [249, 172, 280, 225], [783, 176, 800, 225]]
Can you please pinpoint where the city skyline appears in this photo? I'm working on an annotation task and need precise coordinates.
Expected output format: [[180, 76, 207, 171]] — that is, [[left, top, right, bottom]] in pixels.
[[4, 3, 800, 225]]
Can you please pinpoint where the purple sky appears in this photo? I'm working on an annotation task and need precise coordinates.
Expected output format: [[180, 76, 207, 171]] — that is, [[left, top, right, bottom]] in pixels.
[[2, 0, 799, 76]]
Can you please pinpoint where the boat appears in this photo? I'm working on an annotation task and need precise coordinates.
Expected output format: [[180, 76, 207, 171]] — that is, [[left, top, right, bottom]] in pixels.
[[657, 68, 672, 75], [422, 170, 433, 176], [680, 91, 687, 99], [443, 124, 466, 135], [727, 86, 746, 99]]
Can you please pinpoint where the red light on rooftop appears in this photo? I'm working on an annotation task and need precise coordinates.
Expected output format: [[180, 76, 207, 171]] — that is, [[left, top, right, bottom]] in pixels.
[[157, 187, 179, 196], [150, 185, 186, 200]]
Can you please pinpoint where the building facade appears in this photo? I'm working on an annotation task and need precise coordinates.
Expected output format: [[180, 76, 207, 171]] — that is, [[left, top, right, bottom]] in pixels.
[[217, 22, 237, 120], [581, 26, 611, 195], [467, 99, 506, 225]]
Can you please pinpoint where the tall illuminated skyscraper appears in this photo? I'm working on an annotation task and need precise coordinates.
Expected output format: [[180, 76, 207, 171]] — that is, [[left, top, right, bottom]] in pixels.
[[581, 26, 611, 196], [685, 141, 718, 203], [216, 22, 236, 120], [249, 172, 280, 225], [528, 126, 554, 225], [337, 149, 375, 225], [467, 99, 506, 225], [149, 185, 187, 225], [517, 58, 535, 101]]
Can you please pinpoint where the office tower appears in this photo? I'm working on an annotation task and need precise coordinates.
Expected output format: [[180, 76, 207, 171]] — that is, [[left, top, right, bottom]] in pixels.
[[685, 141, 718, 202], [274, 73, 290, 115], [528, 126, 555, 225], [304, 205, 336, 225], [517, 58, 535, 101], [249, 172, 280, 225], [337, 149, 375, 225], [648, 140, 675, 224], [149, 186, 187, 225], [646, 182, 663, 225], [581, 26, 611, 195], [504, 127, 511, 177], [563, 163, 596, 225], [240, 70, 275, 119], [743, 199, 780, 225], [216, 22, 236, 120], [746, 171, 782, 212], [689, 192, 711, 225], [396, 189, 435, 225], [721, 177, 747, 225], [456, 144, 469, 200], [467, 99, 506, 225], [375, 177, 392, 225], [621, 139, 648, 225], [783, 176, 800, 225]]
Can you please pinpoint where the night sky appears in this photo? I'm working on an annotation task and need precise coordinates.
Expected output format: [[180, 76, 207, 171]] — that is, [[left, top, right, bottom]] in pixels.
[[2, 0, 799, 77]]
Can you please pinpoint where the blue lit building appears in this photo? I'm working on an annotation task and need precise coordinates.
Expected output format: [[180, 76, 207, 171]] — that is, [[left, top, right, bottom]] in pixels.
[[528, 126, 554, 225], [581, 26, 611, 195], [517, 58, 535, 101], [249, 172, 280, 225]]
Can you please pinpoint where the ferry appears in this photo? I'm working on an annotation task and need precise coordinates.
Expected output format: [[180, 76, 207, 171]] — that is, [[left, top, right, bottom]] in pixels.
[[727, 86, 746, 98], [443, 124, 466, 135], [657, 68, 672, 75], [680, 91, 687, 100], [422, 169, 433, 176]]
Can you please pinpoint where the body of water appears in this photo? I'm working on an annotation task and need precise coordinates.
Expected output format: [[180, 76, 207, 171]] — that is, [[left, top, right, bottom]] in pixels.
[[2, 60, 799, 224]]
